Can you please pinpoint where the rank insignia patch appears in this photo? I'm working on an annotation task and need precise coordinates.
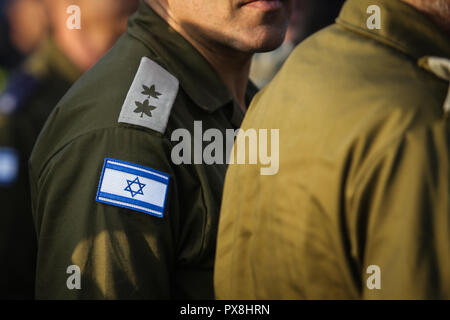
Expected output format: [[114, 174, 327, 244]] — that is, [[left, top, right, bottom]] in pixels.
[[96, 158, 170, 218], [118, 57, 179, 133]]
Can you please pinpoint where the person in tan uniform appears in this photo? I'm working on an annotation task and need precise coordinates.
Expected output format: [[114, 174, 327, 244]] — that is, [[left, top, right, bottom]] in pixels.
[[215, 0, 450, 299]]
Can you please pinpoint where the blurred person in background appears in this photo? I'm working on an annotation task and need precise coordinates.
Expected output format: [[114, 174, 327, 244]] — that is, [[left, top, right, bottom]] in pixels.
[[0, 0, 48, 74], [0, 0, 138, 299], [5, 0, 48, 59], [250, 0, 345, 88]]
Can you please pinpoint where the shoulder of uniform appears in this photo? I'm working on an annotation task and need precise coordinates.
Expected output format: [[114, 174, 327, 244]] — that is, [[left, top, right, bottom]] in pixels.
[[30, 122, 174, 186], [52, 53, 180, 138], [118, 57, 180, 134]]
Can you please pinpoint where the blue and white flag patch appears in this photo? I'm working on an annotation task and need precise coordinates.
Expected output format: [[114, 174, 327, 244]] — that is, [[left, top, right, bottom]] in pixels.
[[96, 158, 170, 218], [0, 147, 19, 186]]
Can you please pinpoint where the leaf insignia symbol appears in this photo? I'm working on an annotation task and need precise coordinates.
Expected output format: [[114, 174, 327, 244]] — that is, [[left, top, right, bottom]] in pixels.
[[141, 84, 162, 99], [134, 99, 157, 118]]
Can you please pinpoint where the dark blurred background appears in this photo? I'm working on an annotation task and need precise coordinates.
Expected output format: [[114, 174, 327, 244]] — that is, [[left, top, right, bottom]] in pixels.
[[0, 0, 139, 299], [0, 0, 346, 90], [0, 0, 47, 72]]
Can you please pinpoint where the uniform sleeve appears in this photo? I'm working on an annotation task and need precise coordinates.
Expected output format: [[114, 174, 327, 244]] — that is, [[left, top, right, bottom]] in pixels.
[[349, 124, 450, 299], [30, 126, 181, 299]]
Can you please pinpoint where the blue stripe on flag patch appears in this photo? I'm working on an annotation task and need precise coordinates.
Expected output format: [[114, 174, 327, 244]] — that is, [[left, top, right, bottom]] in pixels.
[[96, 158, 170, 218]]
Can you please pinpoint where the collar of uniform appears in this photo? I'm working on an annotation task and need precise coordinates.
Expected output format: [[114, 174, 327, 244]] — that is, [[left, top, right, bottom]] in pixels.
[[23, 38, 82, 83], [336, 0, 450, 60], [245, 80, 259, 106], [227, 81, 259, 128], [127, 1, 242, 113]]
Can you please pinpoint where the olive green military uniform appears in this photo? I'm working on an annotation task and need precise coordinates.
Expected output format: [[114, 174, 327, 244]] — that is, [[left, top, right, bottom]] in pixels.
[[215, 0, 450, 299], [0, 39, 81, 299], [30, 2, 256, 299]]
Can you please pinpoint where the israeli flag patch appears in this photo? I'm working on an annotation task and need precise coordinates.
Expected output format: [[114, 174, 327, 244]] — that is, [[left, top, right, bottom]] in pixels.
[[96, 158, 170, 218], [0, 147, 19, 186]]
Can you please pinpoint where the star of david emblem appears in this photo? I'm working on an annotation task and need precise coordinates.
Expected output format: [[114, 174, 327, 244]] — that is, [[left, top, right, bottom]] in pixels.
[[124, 177, 146, 198]]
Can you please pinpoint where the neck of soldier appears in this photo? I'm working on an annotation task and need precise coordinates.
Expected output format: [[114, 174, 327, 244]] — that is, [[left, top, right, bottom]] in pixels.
[[192, 42, 252, 111], [147, 1, 252, 111]]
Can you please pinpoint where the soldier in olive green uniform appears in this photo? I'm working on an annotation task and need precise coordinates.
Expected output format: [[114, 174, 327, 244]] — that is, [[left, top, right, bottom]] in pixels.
[[28, 0, 294, 298], [215, 0, 450, 299], [0, 39, 82, 299]]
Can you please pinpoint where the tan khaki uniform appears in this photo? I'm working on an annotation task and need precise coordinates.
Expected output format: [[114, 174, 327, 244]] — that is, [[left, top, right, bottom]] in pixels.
[[215, 0, 450, 299]]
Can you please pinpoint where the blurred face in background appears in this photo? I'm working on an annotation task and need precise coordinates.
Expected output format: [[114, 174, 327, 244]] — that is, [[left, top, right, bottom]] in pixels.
[[75, 0, 139, 40], [158, 0, 295, 53], [6, 0, 48, 54], [47, 0, 139, 47], [284, 0, 308, 44], [44, 0, 138, 70]]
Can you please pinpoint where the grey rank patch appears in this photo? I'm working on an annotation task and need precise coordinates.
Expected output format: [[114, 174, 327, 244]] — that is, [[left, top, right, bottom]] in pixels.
[[119, 57, 179, 133]]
